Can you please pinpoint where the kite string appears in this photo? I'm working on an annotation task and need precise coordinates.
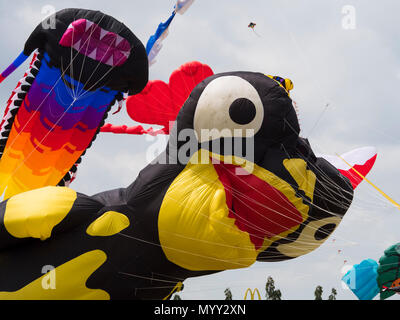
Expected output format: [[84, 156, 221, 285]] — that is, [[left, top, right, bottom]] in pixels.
[[306, 103, 330, 138]]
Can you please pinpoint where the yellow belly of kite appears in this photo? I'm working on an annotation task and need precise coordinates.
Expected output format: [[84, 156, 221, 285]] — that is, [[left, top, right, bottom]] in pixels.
[[0, 250, 109, 300]]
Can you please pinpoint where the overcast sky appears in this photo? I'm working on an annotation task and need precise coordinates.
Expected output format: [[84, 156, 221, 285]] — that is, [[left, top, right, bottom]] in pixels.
[[1, 0, 400, 300]]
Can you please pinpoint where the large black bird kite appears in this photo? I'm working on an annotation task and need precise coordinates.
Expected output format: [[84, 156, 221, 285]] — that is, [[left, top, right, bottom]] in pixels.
[[0, 71, 375, 299]]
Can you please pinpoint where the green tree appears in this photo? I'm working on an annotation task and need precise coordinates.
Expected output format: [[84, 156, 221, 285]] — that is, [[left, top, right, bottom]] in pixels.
[[328, 288, 337, 300], [224, 288, 233, 300], [265, 276, 282, 300], [314, 286, 323, 300]]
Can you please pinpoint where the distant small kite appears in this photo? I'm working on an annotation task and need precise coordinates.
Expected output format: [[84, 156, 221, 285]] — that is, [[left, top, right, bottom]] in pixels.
[[248, 22, 261, 37]]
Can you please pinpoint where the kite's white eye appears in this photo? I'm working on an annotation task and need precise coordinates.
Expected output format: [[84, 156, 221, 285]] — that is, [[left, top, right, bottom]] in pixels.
[[193, 76, 264, 143]]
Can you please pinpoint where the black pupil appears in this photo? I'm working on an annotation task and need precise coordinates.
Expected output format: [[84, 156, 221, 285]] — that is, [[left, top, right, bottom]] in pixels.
[[228, 98, 256, 125]]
